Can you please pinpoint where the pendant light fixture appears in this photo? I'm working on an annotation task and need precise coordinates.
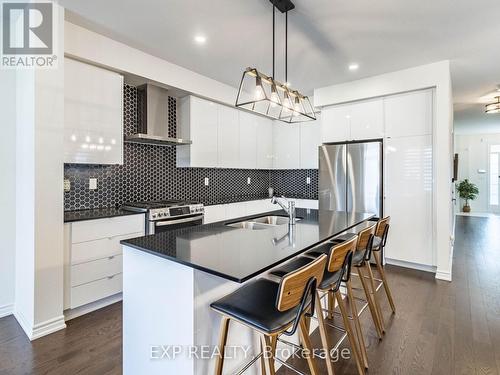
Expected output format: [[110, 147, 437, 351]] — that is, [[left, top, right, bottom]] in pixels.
[[485, 96, 500, 114], [235, 0, 316, 123]]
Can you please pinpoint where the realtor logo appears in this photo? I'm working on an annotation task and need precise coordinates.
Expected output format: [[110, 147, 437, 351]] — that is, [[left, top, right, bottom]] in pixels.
[[1, 1, 57, 68]]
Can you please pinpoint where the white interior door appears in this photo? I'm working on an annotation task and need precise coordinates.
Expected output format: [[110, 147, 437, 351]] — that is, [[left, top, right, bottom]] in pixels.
[[489, 145, 500, 213]]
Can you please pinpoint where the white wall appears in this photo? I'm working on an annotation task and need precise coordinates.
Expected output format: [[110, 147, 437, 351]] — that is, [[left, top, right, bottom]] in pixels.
[[64, 22, 238, 106], [314, 61, 454, 281], [14, 4, 66, 340], [455, 133, 500, 212], [0, 70, 16, 318]]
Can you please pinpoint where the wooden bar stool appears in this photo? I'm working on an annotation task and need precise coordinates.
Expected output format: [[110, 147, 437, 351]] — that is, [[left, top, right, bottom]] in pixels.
[[210, 254, 328, 375], [331, 223, 385, 339], [269, 237, 366, 375], [372, 216, 396, 315]]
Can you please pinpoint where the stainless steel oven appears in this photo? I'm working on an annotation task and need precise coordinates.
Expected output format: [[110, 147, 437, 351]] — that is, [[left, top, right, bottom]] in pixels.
[[149, 213, 204, 234], [121, 201, 205, 235]]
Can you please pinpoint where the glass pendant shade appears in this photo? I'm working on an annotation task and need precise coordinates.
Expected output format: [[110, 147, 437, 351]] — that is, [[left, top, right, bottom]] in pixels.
[[236, 67, 316, 123], [486, 97, 500, 114]]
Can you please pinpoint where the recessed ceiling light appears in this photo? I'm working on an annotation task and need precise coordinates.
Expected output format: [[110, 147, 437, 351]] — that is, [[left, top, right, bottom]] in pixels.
[[348, 63, 359, 71], [194, 35, 207, 44]]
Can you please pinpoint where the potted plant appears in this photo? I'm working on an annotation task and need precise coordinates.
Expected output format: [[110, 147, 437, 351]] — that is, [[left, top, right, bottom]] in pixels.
[[456, 179, 479, 212]]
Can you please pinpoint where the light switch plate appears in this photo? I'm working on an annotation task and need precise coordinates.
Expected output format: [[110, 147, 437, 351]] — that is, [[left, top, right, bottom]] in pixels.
[[204, 177, 209, 186], [247, 177, 251, 185], [64, 179, 71, 192], [306, 177, 311, 184], [89, 178, 98, 190]]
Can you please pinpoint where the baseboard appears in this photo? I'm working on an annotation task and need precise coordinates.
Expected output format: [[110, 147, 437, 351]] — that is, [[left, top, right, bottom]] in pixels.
[[435, 269, 452, 282], [0, 303, 14, 318], [64, 293, 122, 321], [14, 310, 66, 341], [32, 316, 66, 340], [385, 258, 437, 273]]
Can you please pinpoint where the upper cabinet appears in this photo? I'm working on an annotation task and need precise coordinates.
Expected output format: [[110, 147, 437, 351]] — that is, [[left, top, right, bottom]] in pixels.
[[256, 116, 274, 169], [321, 98, 383, 143], [218, 105, 240, 168], [384, 89, 433, 138], [239, 111, 258, 169], [320, 104, 351, 143], [349, 99, 384, 140], [177, 96, 219, 167], [272, 121, 300, 169], [177, 95, 274, 169], [299, 116, 321, 169], [64, 58, 124, 165]]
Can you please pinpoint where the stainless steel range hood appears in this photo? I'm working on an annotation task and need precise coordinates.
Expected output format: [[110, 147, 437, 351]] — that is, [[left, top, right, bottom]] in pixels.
[[125, 84, 192, 146]]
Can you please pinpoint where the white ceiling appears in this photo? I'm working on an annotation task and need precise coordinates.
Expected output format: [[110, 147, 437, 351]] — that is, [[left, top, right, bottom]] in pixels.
[[61, 0, 500, 132]]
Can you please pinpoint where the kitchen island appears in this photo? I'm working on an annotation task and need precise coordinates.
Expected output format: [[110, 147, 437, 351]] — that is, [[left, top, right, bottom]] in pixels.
[[121, 208, 374, 375]]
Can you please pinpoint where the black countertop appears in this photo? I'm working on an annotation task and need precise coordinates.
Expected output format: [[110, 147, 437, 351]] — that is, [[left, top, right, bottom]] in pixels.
[[64, 207, 144, 223], [121, 209, 374, 283]]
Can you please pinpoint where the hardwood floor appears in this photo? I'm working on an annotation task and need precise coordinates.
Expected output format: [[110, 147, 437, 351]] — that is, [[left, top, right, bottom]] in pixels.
[[1, 215, 499, 375]]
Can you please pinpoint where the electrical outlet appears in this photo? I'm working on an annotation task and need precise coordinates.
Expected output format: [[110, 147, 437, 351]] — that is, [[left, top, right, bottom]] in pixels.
[[64, 179, 71, 192], [204, 177, 209, 186], [89, 178, 98, 190], [247, 177, 251, 185], [306, 177, 311, 184]]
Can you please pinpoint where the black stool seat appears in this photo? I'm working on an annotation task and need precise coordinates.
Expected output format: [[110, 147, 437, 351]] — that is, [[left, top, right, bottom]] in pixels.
[[210, 279, 304, 334], [352, 250, 366, 267], [270, 257, 343, 291], [333, 232, 357, 242], [372, 236, 382, 250], [305, 242, 335, 258]]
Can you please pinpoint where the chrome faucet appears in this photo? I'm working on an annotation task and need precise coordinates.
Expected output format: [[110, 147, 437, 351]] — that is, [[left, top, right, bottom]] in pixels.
[[271, 196, 296, 225]]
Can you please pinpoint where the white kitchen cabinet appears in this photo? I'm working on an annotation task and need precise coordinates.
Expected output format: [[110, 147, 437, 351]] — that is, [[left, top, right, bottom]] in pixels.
[[239, 112, 258, 169], [217, 105, 239, 168], [64, 58, 124, 165], [321, 104, 351, 143], [349, 99, 384, 140], [295, 199, 319, 209], [256, 117, 274, 169], [384, 135, 434, 267], [64, 214, 145, 311], [384, 89, 433, 138], [300, 118, 321, 169], [321, 99, 383, 143], [177, 96, 219, 167], [273, 121, 300, 169]]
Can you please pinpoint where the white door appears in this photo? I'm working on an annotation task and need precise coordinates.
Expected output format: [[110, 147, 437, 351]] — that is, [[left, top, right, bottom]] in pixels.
[[384, 135, 434, 267], [190, 97, 218, 167], [300, 118, 321, 169], [489, 145, 500, 213]]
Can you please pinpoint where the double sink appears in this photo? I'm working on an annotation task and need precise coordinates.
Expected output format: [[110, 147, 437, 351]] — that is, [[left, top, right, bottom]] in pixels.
[[226, 215, 301, 230]]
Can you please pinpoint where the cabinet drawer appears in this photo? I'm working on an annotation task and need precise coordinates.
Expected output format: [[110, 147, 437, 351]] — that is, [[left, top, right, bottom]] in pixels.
[[71, 215, 144, 243], [71, 231, 143, 265], [71, 255, 122, 287], [70, 273, 122, 309]]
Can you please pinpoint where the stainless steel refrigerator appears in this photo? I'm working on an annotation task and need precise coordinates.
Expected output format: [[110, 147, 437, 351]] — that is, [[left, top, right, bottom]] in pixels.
[[319, 140, 383, 218]]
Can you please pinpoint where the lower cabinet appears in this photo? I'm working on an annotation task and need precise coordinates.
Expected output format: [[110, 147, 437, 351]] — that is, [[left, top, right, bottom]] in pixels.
[[203, 199, 319, 224], [64, 214, 145, 311]]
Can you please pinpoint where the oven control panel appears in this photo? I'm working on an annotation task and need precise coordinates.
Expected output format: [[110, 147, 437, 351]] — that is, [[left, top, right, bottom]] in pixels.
[[149, 204, 204, 221]]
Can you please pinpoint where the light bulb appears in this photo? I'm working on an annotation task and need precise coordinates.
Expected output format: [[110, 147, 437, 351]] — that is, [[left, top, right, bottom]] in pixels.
[[254, 76, 264, 100], [98, 137, 104, 144], [70, 134, 77, 142], [85, 135, 91, 143]]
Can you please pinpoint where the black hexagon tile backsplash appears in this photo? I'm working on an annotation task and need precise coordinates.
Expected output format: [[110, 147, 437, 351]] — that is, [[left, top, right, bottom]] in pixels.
[[64, 84, 318, 211]]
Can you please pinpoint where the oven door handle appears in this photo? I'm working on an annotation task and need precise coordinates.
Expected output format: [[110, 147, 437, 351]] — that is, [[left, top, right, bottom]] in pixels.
[[155, 215, 204, 227]]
